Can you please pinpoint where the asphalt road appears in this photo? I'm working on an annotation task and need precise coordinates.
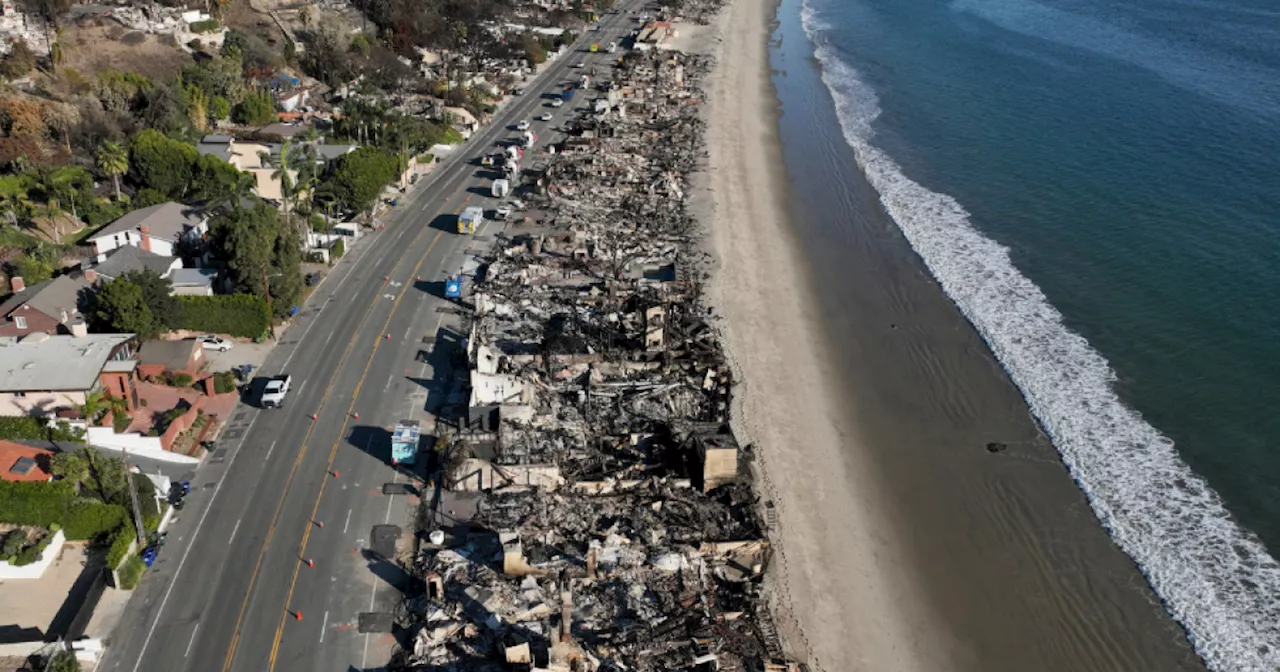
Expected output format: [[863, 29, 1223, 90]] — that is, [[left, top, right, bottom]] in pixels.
[[98, 8, 643, 672]]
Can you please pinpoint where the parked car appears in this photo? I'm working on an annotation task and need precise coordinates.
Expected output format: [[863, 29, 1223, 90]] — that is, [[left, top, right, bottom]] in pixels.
[[550, 99, 564, 108], [516, 120, 531, 131], [197, 335, 233, 352], [305, 272, 323, 287], [536, 113, 553, 121], [261, 374, 292, 409]]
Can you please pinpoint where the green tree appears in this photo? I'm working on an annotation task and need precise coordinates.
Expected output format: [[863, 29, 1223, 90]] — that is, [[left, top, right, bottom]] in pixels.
[[129, 129, 198, 198], [45, 165, 92, 225], [0, 173, 33, 227], [79, 447, 128, 506], [49, 449, 89, 483], [8, 256, 53, 283], [321, 146, 397, 215], [48, 651, 82, 672], [232, 89, 276, 125], [190, 153, 253, 209], [93, 278, 162, 339], [209, 95, 231, 122], [209, 203, 301, 318], [121, 269, 179, 330], [133, 188, 168, 209], [96, 140, 128, 201]]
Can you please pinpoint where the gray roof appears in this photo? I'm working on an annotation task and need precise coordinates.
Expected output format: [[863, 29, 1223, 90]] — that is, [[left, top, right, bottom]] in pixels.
[[169, 268, 217, 287], [316, 144, 356, 161], [0, 333, 134, 392], [90, 203, 206, 243], [258, 123, 307, 138], [0, 274, 94, 321], [94, 246, 178, 280], [197, 142, 232, 162], [138, 339, 197, 370]]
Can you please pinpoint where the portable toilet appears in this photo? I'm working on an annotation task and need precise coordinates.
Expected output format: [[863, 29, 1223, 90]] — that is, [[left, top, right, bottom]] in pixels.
[[445, 275, 463, 299]]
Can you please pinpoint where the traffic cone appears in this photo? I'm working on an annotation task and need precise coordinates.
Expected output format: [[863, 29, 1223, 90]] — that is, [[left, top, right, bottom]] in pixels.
[[295, 611, 303, 621], [315, 520, 324, 529], [384, 275, 390, 281], [311, 413, 318, 421], [332, 469, 340, 478], [385, 334, 391, 340], [353, 412, 359, 420], [305, 558, 314, 568]]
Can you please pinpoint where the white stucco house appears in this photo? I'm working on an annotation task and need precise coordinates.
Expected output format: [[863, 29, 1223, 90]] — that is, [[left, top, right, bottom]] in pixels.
[[86, 203, 208, 258]]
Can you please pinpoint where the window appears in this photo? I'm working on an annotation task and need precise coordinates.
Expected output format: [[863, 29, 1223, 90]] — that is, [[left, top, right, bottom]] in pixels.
[[12, 392, 26, 398], [14, 315, 26, 330]]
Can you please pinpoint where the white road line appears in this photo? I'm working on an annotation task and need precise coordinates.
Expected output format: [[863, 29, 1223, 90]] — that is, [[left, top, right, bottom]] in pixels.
[[323, 327, 337, 349], [320, 611, 329, 643], [184, 623, 199, 657], [384, 473, 397, 524], [127, 401, 263, 672], [343, 509, 352, 535], [264, 440, 276, 461], [229, 519, 241, 544]]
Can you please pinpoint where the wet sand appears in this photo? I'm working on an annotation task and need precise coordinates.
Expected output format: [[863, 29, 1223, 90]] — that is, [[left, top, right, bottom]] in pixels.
[[696, 0, 1209, 668]]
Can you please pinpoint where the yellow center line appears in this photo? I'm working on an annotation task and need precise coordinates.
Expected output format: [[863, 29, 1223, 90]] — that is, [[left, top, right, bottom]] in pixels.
[[264, 230, 442, 670], [219, 221, 440, 672], [265, 198, 472, 669]]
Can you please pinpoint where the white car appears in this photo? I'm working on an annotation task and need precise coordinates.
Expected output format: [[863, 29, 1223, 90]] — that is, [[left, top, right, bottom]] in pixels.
[[495, 206, 513, 220], [536, 113, 553, 121], [516, 120, 531, 131], [197, 335, 233, 352], [550, 99, 564, 108]]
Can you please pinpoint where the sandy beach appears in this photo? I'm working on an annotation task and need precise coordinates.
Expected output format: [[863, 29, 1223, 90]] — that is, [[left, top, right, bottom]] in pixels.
[[696, 0, 1209, 669], [696, 1, 951, 669]]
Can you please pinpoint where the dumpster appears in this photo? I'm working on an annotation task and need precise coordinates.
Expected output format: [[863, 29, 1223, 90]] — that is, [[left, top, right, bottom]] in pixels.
[[445, 275, 462, 299]]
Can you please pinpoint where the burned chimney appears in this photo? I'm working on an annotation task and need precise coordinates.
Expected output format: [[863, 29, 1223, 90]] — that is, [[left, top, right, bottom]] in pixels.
[[10, 277, 24, 292]]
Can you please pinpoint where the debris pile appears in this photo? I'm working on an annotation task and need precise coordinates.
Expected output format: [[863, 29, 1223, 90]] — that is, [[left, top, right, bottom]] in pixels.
[[397, 29, 804, 672]]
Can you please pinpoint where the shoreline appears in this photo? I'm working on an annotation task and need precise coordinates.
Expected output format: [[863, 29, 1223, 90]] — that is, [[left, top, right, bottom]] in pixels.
[[695, 0, 948, 669], [698, 0, 1211, 669]]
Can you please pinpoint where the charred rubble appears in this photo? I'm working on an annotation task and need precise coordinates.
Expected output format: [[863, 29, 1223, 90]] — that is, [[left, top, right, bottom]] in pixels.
[[394, 41, 805, 672]]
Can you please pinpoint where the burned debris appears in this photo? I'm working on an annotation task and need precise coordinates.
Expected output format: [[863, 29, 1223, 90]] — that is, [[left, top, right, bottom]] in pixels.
[[395, 26, 804, 672]]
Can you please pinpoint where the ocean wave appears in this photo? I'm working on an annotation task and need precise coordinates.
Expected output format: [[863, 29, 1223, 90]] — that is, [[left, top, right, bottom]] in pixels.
[[797, 4, 1280, 670]]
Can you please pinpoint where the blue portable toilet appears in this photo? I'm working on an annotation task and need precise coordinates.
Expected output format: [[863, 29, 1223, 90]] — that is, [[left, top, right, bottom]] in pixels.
[[445, 275, 462, 299]]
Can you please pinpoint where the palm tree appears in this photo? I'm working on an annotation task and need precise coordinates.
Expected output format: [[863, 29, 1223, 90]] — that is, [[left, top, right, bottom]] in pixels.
[[272, 140, 299, 232], [0, 174, 33, 228], [96, 141, 128, 201]]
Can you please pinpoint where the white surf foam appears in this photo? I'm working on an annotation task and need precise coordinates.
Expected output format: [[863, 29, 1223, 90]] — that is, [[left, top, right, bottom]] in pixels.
[[797, 4, 1280, 670]]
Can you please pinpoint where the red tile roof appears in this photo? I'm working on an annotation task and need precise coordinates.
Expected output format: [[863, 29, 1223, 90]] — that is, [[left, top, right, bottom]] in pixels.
[[0, 440, 53, 482]]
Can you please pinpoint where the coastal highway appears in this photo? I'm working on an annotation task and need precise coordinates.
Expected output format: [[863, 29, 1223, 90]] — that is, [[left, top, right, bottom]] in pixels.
[[97, 7, 642, 672]]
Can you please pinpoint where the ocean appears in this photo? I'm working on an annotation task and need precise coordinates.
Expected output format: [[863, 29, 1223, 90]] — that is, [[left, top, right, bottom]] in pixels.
[[770, 0, 1280, 669]]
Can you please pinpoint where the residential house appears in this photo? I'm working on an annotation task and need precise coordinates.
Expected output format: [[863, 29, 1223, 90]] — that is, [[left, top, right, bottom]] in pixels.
[[0, 440, 53, 482], [277, 88, 310, 113], [0, 274, 96, 338], [169, 268, 218, 296], [136, 339, 203, 380], [89, 245, 182, 282], [197, 135, 356, 203], [85, 202, 209, 258], [0, 332, 138, 418], [442, 106, 480, 138]]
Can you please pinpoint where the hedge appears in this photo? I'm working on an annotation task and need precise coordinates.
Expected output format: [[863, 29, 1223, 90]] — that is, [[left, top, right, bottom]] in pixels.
[[188, 19, 220, 33], [331, 238, 345, 260], [176, 294, 271, 338], [213, 371, 238, 394], [0, 416, 83, 442], [0, 480, 127, 540], [106, 522, 136, 569]]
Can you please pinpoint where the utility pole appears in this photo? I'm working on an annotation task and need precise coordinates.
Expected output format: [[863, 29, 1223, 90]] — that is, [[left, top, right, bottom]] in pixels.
[[122, 447, 146, 545]]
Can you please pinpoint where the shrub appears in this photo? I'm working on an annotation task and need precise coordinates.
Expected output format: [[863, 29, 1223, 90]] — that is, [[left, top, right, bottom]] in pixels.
[[189, 19, 220, 34], [0, 480, 126, 540], [112, 411, 131, 434], [1, 530, 25, 557], [117, 554, 146, 589], [13, 534, 50, 566], [106, 523, 135, 569], [176, 294, 271, 339], [213, 371, 238, 394], [166, 372, 195, 388], [0, 417, 81, 442], [49, 523, 60, 532], [330, 238, 345, 260]]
